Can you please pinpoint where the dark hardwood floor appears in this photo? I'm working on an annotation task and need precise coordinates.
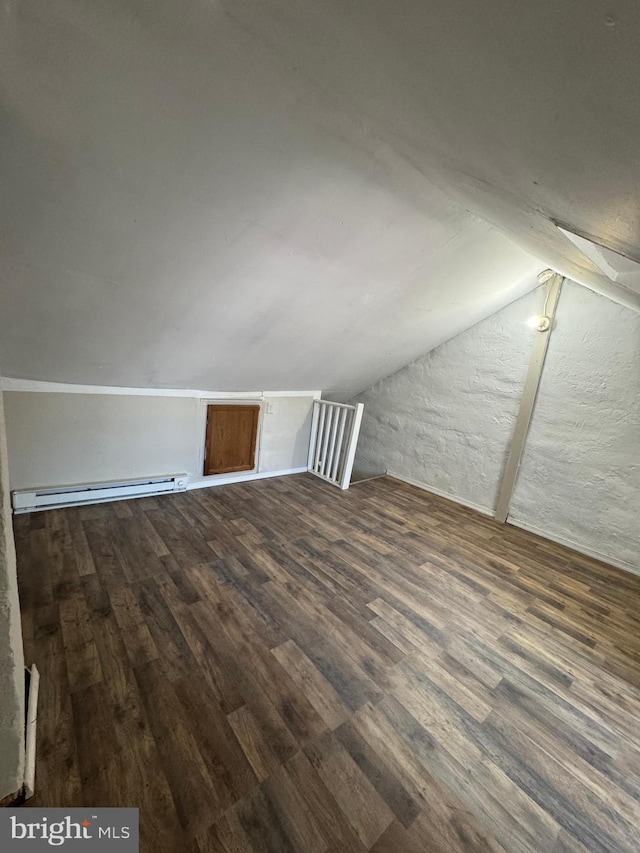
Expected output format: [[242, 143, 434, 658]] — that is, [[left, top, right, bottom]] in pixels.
[[15, 474, 640, 852]]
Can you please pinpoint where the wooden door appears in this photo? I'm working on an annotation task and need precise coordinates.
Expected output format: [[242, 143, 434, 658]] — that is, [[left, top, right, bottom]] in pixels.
[[203, 405, 260, 476]]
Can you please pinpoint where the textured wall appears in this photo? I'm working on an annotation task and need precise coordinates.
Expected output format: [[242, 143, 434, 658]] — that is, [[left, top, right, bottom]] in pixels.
[[510, 282, 640, 570], [0, 390, 25, 800], [351, 281, 640, 571], [351, 289, 541, 512], [3, 391, 314, 491]]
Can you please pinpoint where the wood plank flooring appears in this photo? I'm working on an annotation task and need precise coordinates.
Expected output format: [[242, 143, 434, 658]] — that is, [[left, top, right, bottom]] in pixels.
[[15, 474, 640, 852]]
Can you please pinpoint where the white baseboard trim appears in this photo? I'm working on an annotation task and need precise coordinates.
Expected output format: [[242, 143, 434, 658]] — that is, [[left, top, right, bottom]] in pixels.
[[388, 471, 639, 577], [350, 473, 388, 485], [386, 472, 495, 517], [507, 518, 640, 577], [13, 469, 308, 512], [186, 467, 307, 491]]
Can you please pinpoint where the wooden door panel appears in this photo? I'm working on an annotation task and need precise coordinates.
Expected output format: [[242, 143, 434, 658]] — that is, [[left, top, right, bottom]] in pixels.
[[204, 405, 259, 476]]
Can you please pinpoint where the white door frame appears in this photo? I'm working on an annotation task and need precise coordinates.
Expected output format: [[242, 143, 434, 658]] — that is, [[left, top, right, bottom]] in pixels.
[[196, 397, 265, 480]]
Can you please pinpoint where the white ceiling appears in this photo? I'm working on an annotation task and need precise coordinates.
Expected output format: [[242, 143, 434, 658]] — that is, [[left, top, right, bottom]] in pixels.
[[1, 1, 639, 396]]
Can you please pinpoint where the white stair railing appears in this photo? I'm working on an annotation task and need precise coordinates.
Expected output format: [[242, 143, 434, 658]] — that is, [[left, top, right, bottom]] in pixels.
[[307, 400, 364, 490]]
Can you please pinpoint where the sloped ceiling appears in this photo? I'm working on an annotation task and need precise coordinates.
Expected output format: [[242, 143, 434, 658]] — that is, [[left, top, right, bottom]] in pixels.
[[1, 1, 638, 396]]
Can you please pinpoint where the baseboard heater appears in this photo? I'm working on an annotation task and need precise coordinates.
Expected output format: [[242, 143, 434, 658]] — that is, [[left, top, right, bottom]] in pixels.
[[12, 473, 188, 514]]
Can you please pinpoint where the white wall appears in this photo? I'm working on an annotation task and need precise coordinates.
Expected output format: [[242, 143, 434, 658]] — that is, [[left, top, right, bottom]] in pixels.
[[5, 393, 199, 489], [0, 390, 25, 800], [259, 397, 315, 473], [3, 389, 315, 492], [351, 289, 541, 512], [510, 284, 640, 571], [351, 281, 640, 572]]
